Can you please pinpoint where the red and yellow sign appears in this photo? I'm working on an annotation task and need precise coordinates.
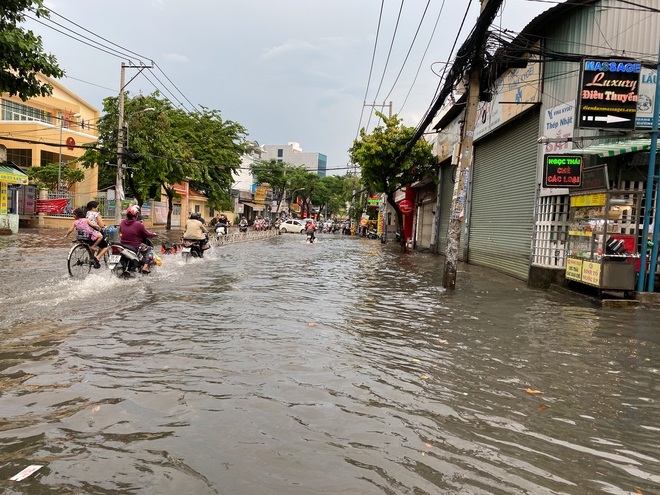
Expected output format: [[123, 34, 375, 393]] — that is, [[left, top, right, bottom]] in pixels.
[[581, 261, 602, 286], [565, 258, 582, 281], [398, 199, 414, 215], [0, 183, 7, 215]]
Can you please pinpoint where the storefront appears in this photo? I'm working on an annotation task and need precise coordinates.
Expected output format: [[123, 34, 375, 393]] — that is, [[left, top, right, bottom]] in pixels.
[[0, 163, 29, 233]]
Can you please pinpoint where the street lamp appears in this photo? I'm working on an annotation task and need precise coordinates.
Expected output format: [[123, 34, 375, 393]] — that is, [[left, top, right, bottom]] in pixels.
[[58, 112, 81, 194]]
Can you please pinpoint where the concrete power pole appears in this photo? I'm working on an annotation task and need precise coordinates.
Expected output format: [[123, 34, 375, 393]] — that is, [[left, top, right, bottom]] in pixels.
[[442, 0, 492, 290], [114, 62, 154, 226], [114, 63, 126, 226]]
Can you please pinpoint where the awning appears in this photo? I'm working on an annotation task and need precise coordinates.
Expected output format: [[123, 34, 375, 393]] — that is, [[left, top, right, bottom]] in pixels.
[[571, 138, 652, 158], [0, 165, 28, 185], [241, 202, 264, 211]]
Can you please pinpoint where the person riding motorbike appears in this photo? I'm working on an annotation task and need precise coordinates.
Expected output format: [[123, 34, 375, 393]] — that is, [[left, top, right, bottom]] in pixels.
[[119, 205, 158, 273], [239, 217, 248, 233], [305, 220, 316, 242], [183, 212, 209, 249]]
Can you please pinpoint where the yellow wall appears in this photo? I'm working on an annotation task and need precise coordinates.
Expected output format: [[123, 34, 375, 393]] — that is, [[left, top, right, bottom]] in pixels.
[[0, 74, 100, 207]]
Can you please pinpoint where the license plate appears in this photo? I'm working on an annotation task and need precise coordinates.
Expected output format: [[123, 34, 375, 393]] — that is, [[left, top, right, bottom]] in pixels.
[[182, 247, 191, 253], [109, 255, 121, 263], [108, 263, 117, 270]]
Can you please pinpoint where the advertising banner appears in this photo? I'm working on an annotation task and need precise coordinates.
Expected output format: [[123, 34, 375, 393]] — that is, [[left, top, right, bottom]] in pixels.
[[578, 59, 641, 130], [636, 66, 657, 129], [0, 183, 7, 215], [36, 198, 69, 214], [153, 202, 168, 224], [543, 155, 582, 188]]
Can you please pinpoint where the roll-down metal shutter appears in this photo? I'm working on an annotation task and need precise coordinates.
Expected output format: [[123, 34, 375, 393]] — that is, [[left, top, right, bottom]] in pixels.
[[468, 109, 540, 280]]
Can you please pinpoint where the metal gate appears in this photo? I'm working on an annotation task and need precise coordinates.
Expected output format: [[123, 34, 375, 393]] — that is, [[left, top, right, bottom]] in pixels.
[[468, 109, 540, 280]]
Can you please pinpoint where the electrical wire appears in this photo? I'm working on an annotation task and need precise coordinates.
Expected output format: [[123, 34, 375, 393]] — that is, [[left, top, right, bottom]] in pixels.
[[399, 0, 448, 113], [355, 0, 385, 142], [366, 0, 407, 132], [382, 0, 432, 104]]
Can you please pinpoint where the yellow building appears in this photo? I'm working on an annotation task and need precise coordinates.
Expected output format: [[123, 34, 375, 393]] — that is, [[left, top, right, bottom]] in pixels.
[[0, 74, 99, 230]]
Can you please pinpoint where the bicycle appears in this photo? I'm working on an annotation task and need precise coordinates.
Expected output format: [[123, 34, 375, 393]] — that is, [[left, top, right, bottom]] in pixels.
[[67, 232, 109, 278]]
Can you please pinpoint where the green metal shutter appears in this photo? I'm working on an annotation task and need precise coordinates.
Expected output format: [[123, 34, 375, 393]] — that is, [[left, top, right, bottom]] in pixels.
[[468, 109, 540, 280]]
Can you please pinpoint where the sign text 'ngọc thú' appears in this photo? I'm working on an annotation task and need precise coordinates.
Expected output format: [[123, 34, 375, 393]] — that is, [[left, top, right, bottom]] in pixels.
[[543, 155, 582, 188]]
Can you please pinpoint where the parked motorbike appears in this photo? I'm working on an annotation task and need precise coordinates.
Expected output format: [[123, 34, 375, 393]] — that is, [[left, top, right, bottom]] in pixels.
[[108, 239, 157, 278], [367, 229, 379, 240]]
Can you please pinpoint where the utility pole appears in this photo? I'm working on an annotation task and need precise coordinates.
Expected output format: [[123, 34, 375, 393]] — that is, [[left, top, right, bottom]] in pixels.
[[114, 62, 154, 226], [442, 0, 493, 289]]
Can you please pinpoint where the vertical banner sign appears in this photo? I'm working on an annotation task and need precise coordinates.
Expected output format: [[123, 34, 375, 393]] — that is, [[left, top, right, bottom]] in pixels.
[[578, 59, 641, 130], [0, 183, 7, 215], [636, 67, 657, 129]]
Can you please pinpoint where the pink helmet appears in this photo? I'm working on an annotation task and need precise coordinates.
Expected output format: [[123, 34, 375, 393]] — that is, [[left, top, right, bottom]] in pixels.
[[126, 205, 141, 217]]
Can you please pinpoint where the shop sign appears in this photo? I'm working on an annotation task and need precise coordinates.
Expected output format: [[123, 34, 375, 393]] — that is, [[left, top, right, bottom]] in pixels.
[[581, 261, 602, 286], [636, 66, 657, 128], [565, 258, 583, 281], [367, 195, 380, 205], [580, 165, 609, 190], [570, 193, 606, 207], [398, 199, 413, 215], [253, 186, 266, 204], [0, 183, 7, 215], [578, 58, 641, 130], [543, 155, 582, 188]]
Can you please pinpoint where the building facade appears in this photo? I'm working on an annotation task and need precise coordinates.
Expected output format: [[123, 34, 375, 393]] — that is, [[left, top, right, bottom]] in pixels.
[[425, 0, 659, 286], [0, 75, 99, 231], [263, 142, 327, 177]]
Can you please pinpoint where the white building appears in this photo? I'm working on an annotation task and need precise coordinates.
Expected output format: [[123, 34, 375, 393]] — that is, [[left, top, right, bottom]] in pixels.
[[263, 142, 327, 177]]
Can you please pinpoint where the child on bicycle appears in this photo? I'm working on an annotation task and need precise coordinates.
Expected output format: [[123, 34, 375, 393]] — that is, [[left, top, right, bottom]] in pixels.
[[86, 200, 109, 263], [64, 208, 103, 269]]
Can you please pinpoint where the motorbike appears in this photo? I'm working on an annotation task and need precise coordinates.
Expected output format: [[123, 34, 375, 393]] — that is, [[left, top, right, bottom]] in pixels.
[[239, 223, 248, 233], [306, 230, 316, 243], [215, 224, 228, 245], [181, 237, 206, 261], [108, 239, 157, 278], [367, 229, 379, 240]]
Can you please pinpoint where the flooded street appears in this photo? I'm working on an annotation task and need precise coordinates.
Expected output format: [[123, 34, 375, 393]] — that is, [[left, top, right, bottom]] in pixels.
[[1, 229, 660, 494]]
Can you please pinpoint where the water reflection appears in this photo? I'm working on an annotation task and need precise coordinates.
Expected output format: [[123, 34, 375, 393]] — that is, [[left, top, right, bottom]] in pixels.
[[0, 231, 658, 493]]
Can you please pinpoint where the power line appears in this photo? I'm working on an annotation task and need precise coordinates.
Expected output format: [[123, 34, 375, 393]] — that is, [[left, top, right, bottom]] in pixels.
[[382, 0, 433, 104], [355, 0, 385, 141], [366, 0, 406, 132]]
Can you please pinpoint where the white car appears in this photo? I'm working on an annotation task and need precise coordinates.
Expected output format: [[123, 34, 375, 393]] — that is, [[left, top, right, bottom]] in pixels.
[[279, 219, 305, 233]]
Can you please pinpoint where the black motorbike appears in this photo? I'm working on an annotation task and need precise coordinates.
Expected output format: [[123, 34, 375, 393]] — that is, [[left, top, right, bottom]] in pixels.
[[367, 229, 379, 240], [108, 239, 156, 278], [181, 238, 206, 261]]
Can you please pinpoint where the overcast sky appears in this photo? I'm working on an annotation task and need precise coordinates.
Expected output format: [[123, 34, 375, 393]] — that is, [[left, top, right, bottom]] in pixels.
[[29, 0, 552, 175]]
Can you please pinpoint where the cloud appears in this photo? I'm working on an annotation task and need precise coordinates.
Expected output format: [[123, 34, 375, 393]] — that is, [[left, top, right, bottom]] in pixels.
[[163, 53, 189, 63], [260, 39, 319, 60]]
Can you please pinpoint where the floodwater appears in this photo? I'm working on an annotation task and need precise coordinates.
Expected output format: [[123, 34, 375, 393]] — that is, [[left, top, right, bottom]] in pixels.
[[1, 229, 659, 494]]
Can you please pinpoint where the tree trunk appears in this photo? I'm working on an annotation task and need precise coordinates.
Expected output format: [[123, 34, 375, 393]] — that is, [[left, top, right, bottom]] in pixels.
[[386, 194, 405, 250], [166, 189, 174, 230]]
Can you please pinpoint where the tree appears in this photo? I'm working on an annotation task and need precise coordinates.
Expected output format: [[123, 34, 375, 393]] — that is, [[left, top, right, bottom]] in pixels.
[[0, 0, 64, 100], [349, 112, 435, 244], [77, 92, 248, 229], [176, 107, 247, 212], [250, 158, 288, 213], [27, 162, 84, 192]]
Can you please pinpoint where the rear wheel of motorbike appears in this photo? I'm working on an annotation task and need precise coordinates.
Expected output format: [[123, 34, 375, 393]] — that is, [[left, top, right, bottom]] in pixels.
[[68, 244, 93, 278], [182, 252, 191, 263], [112, 263, 129, 279]]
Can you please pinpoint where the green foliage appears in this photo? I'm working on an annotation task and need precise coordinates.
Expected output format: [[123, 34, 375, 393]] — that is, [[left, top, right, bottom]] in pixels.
[[349, 112, 435, 197], [77, 92, 247, 214], [0, 0, 64, 100], [27, 162, 85, 191]]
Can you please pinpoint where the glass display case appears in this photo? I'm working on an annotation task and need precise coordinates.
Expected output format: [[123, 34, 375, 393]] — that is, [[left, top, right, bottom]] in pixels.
[[565, 190, 642, 293]]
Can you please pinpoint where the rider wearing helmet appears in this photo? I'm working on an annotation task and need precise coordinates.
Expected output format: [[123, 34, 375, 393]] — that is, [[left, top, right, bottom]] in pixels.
[[119, 205, 158, 273]]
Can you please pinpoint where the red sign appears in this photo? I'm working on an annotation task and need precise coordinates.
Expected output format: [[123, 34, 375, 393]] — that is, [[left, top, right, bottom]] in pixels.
[[398, 199, 414, 215], [36, 199, 68, 214], [66, 137, 76, 150]]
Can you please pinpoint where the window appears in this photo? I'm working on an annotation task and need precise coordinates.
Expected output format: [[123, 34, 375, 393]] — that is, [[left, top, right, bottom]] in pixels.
[[277, 149, 283, 157], [2, 99, 52, 124], [277, 159, 282, 163], [40, 151, 59, 167], [195, 205, 200, 213], [6, 149, 32, 169]]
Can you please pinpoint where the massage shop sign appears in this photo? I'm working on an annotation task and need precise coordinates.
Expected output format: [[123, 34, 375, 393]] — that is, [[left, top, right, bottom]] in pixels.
[[578, 59, 641, 130]]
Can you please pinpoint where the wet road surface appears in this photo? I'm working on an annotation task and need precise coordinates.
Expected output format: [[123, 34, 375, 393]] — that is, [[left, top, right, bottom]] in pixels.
[[1, 229, 659, 494]]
